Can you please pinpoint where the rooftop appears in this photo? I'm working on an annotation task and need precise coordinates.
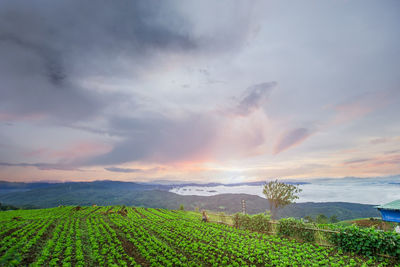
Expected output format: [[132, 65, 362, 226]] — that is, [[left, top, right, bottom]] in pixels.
[[376, 200, 400, 210]]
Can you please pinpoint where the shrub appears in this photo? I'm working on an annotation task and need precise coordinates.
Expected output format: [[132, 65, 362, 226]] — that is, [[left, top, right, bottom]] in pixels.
[[330, 224, 400, 259], [278, 218, 315, 242], [233, 212, 271, 232]]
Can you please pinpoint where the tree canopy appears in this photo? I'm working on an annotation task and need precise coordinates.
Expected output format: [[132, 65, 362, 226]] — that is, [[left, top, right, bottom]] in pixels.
[[262, 179, 302, 219]]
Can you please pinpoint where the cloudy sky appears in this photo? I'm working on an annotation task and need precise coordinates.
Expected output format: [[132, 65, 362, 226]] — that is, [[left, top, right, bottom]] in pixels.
[[0, 0, 399, 183]]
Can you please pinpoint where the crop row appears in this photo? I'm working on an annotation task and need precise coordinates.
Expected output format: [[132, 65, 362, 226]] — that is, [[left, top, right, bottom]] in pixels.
[[0, 218, 54, 266], [0, 206, 394, 266], [127, 209, 363, 266]]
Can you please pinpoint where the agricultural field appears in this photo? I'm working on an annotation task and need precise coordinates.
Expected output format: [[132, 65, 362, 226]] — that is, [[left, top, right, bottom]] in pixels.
[[0, 206, 397, 266]]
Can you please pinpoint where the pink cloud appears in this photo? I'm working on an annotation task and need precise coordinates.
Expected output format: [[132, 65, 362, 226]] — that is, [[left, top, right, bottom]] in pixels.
[[23, 142, 112, 163], [343, 158, 371, 165], [273, 127, 313, 154], [23, 148, 49, 157], [331, 90, 391, 125], [370, 137, 389, 145], [50, 142, 112, 161], [341, 154, 400, 169]]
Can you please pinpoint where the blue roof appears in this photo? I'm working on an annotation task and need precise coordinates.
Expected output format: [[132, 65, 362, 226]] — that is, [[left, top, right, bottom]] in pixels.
[[378, 209, 400, 223]]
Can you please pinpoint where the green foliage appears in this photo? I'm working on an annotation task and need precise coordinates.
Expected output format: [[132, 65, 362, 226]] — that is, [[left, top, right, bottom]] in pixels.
[[262, 179, 302, 219], [0, 202, 19, 211], [304, 215, 313, 223], [0, 206, 396, 266], [330, 224, 400, 259], [233, 212, 271, 232], [179, 204, 184, 211], [330, 215, 339, 223], [278, 218, 316, 242], [316, 214, 328, 224]]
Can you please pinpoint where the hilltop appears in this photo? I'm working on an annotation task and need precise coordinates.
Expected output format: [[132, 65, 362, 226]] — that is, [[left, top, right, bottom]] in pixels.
[[0, 180, 379, 220]]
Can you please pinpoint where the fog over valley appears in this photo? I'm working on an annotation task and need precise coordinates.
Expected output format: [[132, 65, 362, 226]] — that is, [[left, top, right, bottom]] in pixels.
[[170, 176, 400, 205]]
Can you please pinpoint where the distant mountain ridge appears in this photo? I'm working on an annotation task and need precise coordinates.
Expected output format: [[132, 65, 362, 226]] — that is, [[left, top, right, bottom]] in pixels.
[[0, 180, 310, 195], [0, 180, 380, 220]]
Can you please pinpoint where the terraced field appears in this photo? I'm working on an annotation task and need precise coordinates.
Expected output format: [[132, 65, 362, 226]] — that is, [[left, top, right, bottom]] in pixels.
[[0, 206, 394, 266]]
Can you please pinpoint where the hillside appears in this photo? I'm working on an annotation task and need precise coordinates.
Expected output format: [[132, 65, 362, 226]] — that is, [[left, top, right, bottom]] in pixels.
[[0, 181, 380, 220], [0, 206, 394, 266]]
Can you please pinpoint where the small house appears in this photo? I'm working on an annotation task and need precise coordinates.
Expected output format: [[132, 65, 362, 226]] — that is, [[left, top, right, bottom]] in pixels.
[[376, 200, 400, 223]]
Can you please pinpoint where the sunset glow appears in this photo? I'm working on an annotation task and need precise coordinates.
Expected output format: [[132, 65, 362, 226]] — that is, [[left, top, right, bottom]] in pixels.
[[0, 1, 399, 183]]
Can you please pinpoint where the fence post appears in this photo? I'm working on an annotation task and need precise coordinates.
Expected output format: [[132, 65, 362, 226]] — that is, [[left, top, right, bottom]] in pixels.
[[242, 199, 246, 215]]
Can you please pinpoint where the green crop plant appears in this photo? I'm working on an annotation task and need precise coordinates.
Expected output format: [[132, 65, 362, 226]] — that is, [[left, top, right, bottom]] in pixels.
[[0, 206, 398, 266]]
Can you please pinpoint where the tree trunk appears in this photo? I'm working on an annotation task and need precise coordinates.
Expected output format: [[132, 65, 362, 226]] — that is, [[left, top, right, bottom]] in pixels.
[[269, 200, 277, 220]]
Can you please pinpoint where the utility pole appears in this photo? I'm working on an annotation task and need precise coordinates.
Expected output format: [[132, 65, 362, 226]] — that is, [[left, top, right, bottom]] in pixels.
[[242, 199, 246, 215]]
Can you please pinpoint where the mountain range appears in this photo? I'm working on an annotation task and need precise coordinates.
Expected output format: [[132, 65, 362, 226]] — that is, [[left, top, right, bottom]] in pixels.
[[0, 180, 380, 220]]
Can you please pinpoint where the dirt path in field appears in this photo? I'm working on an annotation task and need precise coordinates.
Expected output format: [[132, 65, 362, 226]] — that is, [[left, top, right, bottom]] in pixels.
[[20, 220, 57, 265], [103, 215, 150, 267], [80, 217, 95, 266], [0, 222, 29, 239]]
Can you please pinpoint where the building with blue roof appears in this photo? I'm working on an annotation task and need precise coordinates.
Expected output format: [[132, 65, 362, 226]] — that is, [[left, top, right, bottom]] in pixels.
[[376, 200, 400, 223]]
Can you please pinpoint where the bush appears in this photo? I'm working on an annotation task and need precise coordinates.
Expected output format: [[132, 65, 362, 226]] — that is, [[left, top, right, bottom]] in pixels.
[[330, 224, 400, 259], [278, 218, 315, 242], [233, 212, 271, 232], [316, 214, 328, 224]]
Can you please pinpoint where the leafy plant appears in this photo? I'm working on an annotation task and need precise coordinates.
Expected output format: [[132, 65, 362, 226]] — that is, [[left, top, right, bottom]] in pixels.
[[330, 224, 400, 259], [0, 205, 395, 266], [278, 218, 315, 242]]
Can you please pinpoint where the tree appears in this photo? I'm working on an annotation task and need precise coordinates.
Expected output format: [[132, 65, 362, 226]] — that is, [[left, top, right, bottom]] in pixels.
[[316, 214, 328, 224], [179, 204, 184, 211], [330, 215, 339, 223], [304, 215, 314, 223], [262, 179, 302, 219]]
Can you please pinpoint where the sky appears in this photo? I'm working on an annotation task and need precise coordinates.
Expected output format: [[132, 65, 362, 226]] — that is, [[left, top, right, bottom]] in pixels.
[[0, 0, 399, 183]]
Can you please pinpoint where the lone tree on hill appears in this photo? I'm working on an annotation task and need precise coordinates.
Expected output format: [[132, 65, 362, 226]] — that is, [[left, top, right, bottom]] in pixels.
[[262, 179, 302, 219]]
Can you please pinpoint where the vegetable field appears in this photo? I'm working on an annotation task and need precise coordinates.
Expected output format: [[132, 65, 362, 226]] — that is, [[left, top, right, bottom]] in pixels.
[[0, 206, 396, 266]]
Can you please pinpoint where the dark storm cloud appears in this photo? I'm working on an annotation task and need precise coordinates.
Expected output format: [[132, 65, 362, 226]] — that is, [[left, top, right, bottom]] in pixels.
[[0, 0, 196, 122], [0, 33, 66, 86], [0, 1, 274, 169]]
